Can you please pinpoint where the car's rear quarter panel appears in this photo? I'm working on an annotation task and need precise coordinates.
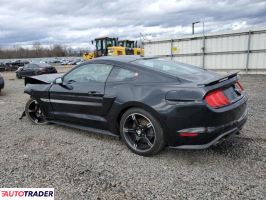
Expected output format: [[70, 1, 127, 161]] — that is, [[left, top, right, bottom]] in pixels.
[[105, 77, 248, 147]]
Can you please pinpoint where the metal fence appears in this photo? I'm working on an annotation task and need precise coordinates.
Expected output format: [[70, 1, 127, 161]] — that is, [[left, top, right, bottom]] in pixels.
[[143, 27, 266, 73]]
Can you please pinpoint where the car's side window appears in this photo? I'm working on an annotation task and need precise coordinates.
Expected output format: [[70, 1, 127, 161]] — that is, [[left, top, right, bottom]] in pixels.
[[64, 64, 113, 83], [108, 67, 138, 82]]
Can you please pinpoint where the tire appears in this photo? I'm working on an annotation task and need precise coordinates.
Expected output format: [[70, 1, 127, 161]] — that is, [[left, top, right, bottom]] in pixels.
[[25, 97, 48, 125], [120, 108, 165, 156]]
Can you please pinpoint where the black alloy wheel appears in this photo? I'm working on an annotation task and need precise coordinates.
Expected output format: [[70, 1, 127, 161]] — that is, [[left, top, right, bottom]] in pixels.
[[120, 108, 165, 156], [25, 98, 48, 125]]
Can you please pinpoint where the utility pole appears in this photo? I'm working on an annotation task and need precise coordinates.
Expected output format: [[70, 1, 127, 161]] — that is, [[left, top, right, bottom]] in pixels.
[[192, 21, 200, 34]]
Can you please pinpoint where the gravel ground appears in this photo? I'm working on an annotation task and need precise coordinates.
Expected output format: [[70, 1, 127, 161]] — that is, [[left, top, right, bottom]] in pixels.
[[0, 71, 265, 200]]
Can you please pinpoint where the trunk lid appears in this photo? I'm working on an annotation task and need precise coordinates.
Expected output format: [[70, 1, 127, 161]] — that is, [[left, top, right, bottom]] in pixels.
[[202, 72, 244, 108]]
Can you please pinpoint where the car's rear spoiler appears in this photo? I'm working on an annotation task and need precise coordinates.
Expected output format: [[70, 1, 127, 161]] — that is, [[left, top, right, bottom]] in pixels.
[[198, 72, 239, 86]]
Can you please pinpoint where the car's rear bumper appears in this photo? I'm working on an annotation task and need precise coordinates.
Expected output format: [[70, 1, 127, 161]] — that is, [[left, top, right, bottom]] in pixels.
[[165, 93, 248, 148], [170, 110, 247, 149]]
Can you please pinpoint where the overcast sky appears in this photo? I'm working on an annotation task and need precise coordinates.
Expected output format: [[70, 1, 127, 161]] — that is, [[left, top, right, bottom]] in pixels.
[[0, 0, 265, 49]]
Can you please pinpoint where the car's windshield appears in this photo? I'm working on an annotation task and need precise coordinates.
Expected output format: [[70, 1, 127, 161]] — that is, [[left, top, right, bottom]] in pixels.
[[133, 58, 205, 77]]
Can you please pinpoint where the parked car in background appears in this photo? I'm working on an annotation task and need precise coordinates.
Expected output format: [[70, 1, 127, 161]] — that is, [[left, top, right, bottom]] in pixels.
[[68, 60, 79, 65], [0, 63, 6, 72], [16, 63, 57, 79], [0, 73, 4, 93], [53, 60, 61, 64], [60, 60, 69, 65], [76, 60, 85, 65], [5, 60, 29, 71], [67, 59, 83, 65], [48, 59, 60, 64], [23, 56, 247, 156]]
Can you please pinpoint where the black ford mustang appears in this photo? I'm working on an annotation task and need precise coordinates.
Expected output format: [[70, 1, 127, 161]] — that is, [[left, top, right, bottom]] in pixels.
[[23, 56, 247, 156]]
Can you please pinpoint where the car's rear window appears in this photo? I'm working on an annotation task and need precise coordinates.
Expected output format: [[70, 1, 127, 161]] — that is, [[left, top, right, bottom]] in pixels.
[[133, 58, 205, 77], [27, 64, 39, 68]]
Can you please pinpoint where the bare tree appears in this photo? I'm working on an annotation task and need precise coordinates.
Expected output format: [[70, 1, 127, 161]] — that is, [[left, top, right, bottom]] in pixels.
[[0, 42, 82, 59]]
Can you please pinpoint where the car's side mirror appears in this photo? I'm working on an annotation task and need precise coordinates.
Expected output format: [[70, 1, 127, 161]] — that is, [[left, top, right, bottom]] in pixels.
[[54, 77, 63, 84]]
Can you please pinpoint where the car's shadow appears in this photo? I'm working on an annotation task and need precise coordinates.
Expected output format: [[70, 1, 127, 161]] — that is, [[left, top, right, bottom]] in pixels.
[[163, 135, 263, 163], [20, 119, 263, 163]]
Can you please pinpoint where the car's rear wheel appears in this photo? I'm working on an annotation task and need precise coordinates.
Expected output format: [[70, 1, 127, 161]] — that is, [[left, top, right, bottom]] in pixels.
[[25, 97, 48, 125], [120, 108, 165, 156]]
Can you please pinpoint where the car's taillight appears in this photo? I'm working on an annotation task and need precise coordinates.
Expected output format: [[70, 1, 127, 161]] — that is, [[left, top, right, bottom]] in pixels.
[[205, 90, 230, 108], [236, 80, 244, 91]]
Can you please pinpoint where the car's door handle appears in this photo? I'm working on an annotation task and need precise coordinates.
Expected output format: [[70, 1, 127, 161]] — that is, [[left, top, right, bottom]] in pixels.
[[88, 91, 103, 96]]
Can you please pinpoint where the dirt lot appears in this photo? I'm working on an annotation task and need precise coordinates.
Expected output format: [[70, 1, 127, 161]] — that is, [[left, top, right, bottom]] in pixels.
[[0, 69, 265, 200]]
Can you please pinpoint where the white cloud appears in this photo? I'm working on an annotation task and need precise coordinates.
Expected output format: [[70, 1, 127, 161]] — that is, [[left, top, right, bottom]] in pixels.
[[0, 0, 265, 49]]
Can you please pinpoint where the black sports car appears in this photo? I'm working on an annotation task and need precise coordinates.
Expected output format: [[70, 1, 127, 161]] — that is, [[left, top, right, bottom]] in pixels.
[[23, 56, 247, 156], [0, 63, 5, 72], [0, 73, 4, 93], [5, 60, 29, 71], [16, 63, 57, 79]]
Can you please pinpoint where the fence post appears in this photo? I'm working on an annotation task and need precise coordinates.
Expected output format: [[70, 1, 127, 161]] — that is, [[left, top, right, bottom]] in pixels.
[[202, 35, 206, 68], [245, 30, 251, 73], [170, 39, 173, 60]]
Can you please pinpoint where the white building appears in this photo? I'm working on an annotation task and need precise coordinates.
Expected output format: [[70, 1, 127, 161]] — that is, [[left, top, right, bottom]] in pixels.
[[143, 26, 266, 73]]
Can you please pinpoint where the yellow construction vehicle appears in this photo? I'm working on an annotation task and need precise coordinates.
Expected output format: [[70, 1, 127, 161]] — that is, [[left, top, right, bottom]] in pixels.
[[107, 46, 126, 56], [118, 40, 142, 56], [83, 52, 95, 60], [83, 37, 143, 60], [133, 48, 144, 56], [118, 40, 135, 48], [83, 37, 119, 60]]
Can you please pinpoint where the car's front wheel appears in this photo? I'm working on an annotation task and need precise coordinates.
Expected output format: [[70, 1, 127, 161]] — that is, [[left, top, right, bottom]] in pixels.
[[120, 108, 165, 156], [25, 97, 48, 125]]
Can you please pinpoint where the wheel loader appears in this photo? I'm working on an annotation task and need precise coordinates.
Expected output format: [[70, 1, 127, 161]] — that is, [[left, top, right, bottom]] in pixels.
[[83, 37, 143, 60]]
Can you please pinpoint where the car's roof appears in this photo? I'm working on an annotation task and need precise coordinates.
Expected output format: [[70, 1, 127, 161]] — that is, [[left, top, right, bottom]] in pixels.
[[93, 55, 143, 63], [28, 63, 52, 67]]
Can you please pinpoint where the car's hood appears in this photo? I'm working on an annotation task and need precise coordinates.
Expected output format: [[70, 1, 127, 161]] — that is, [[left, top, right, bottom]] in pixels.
[[25, 73, 62, 85]]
